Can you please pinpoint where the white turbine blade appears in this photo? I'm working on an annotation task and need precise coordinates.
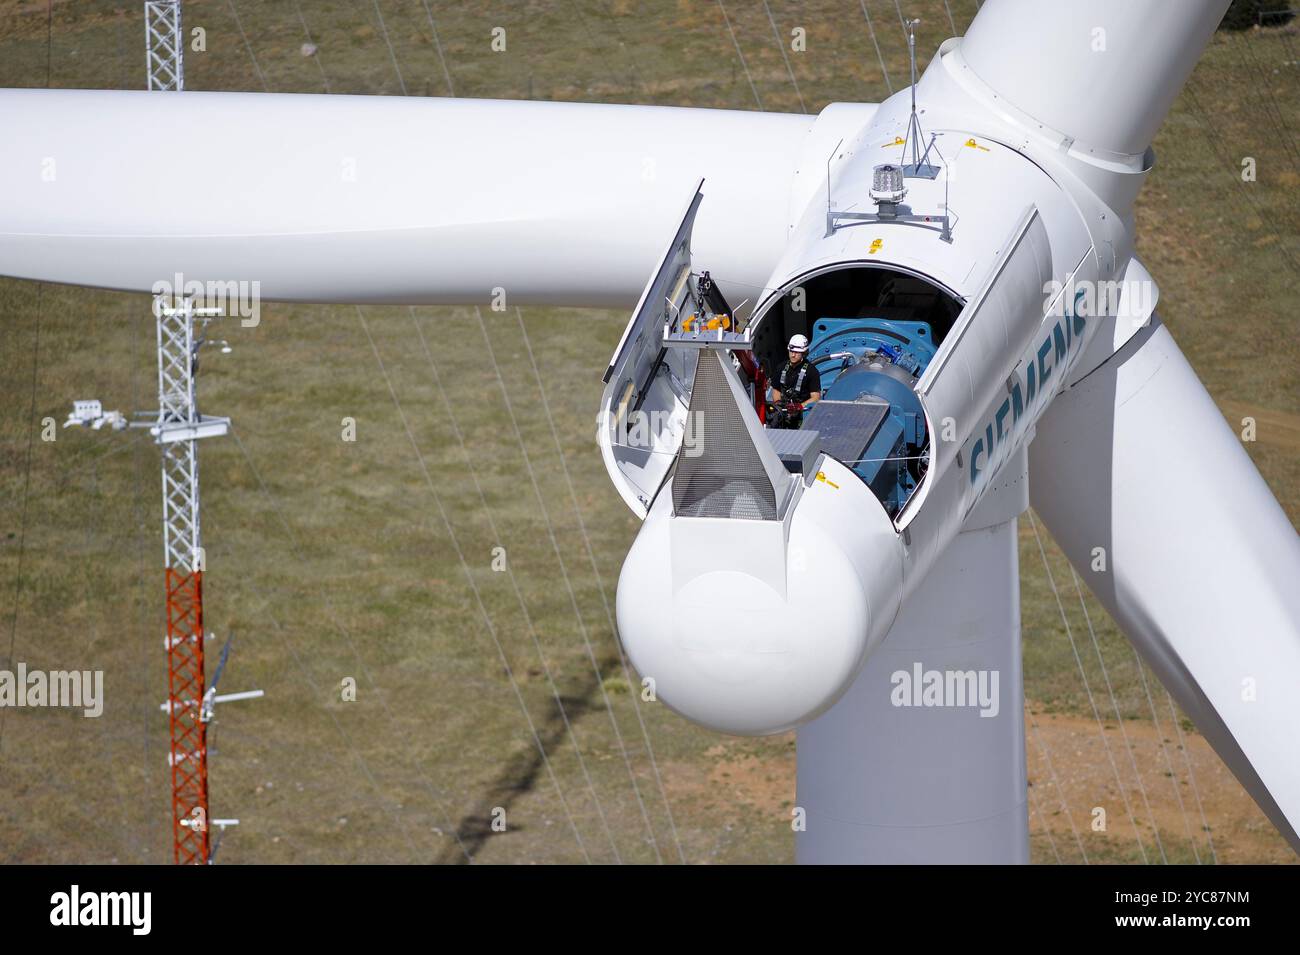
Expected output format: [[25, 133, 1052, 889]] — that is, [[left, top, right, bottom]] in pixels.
[[0, 89, 826, 306], [1029, 318, 1300, 852], [961, 0, 1228, 158]]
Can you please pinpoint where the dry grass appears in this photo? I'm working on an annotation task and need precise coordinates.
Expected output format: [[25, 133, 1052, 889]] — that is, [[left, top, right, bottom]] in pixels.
[[0, 2, 1295, 864]]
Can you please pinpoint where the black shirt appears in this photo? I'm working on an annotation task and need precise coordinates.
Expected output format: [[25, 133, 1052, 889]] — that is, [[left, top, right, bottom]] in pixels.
[[776, 358, 821, 402]]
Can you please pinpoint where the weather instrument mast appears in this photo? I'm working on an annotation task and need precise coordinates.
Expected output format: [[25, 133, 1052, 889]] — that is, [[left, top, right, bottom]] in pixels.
[[145, 0, 184, 92], [63, 1, 260, 864], [63, 294, 241, 863], [145, 0, 216, 867], [153, 295, 230, 864]]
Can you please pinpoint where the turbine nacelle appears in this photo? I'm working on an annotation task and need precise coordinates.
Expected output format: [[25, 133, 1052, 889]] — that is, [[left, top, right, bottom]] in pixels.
[[601, 75, 1114, 732]]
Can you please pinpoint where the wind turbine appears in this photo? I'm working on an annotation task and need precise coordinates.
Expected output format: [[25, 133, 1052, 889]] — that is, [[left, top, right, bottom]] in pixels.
[[1, 0, 1295, 863]]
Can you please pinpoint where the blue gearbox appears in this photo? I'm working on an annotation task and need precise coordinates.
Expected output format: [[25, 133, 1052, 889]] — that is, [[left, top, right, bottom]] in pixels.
[[802, 318, 936, 517]]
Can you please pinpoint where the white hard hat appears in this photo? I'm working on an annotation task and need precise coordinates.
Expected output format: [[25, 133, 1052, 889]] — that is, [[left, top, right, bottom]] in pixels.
[[788, 334, 810, 353]]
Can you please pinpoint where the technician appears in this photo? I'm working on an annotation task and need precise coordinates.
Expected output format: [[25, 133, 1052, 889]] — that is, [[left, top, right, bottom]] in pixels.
[[769, 333, 822, 428]]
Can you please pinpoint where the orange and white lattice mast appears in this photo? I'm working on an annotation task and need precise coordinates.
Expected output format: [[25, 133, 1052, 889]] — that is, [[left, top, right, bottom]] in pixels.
[[146, 0, 215, 867], [152, 295, 229, 863]]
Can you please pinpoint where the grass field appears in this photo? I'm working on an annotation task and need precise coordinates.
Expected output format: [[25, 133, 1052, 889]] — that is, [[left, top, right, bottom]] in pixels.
[[0, 1, 1296, 864]]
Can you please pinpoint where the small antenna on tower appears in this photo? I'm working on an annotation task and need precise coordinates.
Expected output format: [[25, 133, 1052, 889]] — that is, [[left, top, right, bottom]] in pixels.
[[900, 17, 939, 180]]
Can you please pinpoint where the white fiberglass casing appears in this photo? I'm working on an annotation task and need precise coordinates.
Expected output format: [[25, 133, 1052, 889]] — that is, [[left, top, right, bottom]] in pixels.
[[604, 67, 1110, 688], [960, 0, 1228, 161], [604, 0, 1285, 758], [608, 101, 1106, 732], [1031, 319, 1300, 849], [722, 36, 1134, 596], [0, 90, 873, 308], [617, 452, 902, 736]]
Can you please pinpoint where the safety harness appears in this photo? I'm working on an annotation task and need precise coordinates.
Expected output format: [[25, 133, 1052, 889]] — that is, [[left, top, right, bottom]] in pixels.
[[780, 360, 810, 396]]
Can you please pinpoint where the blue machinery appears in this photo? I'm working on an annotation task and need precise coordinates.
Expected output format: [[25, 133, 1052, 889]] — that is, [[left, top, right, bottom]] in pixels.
[[801, 318, 936, 517]]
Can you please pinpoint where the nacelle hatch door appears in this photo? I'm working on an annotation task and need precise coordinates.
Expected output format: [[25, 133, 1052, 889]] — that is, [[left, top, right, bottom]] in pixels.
[[599, 180, 716, 517]]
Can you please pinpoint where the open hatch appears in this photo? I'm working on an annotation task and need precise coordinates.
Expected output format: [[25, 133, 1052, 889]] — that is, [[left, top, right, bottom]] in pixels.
[[598, 180, 762, 517]]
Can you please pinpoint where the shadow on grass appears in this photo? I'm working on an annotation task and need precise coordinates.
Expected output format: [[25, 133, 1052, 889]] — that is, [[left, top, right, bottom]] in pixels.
[[437, 656, 625, 865]]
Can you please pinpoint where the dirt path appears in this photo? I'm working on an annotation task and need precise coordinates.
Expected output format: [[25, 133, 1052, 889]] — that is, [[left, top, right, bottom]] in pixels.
[[1024, 708, 1292, 863], [666, 706, 1295, 864]]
